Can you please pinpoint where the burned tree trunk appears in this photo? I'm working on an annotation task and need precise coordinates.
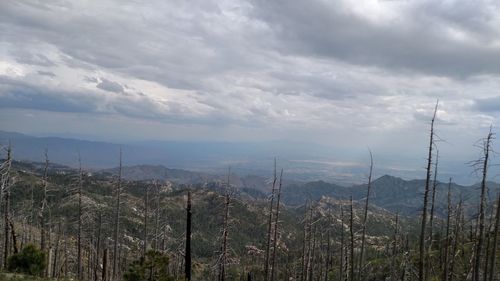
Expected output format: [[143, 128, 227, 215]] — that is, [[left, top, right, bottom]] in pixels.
[[349, 197, 354, 281], [358, 150, 373, 281], [270, 169, 284, 281], [390, 213, 399, 281], [94, 212, 102, 281], [340, 204, 345, 281], [218, 168, 231, 281], [301, 200, 309, 281], [419, 102, 438, 281], [443, 178, 452, 281], [265, 158, 277, 280], [112, 149, 122, 281], [473, 128, 493, 281], [143, 184, 149, 256], [40, 149, 50, 276], [1, 143, 12, 269], [487, 193, 499, 281], [154, 181, 160, 251], [77, 154, 83, 280], [185, 190, 192, 281]]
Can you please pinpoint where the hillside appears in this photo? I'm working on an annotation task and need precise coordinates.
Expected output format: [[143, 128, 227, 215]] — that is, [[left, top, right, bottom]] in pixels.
[[3, 160, 425, 280]]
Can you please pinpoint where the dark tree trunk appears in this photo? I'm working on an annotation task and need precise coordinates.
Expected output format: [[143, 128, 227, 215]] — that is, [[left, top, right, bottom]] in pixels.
[[487, 193, 499, 281], [443, 178, 452, 281], [112, 149, 122, 281], [419, 102, 438, 281], [185, 190, 192, 281], [77, 154, 83, 280], [349, 197, 354, 281], [265, 159, 277, 280], [270, 169, 283, 281], [474, 128, 492, 281], [390, 213, 398, 281], [143, 184, 149, 256], [358, 151, 373, 281]]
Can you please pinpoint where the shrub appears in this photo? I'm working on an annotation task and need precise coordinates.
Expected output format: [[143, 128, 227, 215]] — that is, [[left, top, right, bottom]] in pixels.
[[7, 244, 46, 276], [124, 250, 174, 281]]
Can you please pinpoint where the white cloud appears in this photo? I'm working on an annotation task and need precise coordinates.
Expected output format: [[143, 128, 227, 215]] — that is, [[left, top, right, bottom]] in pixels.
[[1, 0, 500, 177]]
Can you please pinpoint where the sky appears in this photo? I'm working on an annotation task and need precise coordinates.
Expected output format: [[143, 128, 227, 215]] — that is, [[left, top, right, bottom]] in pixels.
[[2, 0, 500, 182]]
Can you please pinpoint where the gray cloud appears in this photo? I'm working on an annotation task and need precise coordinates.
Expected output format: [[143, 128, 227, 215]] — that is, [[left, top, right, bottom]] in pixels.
[[473, 96, 500, 112], [250, 0, 500, 78], [96, 78, 124, 93], [0, 0, 499, 166], [37, 70, 56, 77]]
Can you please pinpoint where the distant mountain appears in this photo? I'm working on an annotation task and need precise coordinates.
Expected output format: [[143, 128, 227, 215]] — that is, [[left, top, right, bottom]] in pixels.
[[282, 175, 500, 217]]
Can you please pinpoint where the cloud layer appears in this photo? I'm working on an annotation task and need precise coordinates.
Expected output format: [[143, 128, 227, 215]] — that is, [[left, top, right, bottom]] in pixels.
[[1, 0, 500, 178]]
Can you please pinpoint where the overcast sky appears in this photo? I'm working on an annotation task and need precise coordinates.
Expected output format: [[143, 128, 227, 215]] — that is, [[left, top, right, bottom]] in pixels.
[[2, 0, 500, 180]]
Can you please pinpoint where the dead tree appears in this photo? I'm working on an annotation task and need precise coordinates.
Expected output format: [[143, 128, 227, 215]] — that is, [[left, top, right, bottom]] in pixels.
[[483, 207, 494, 281], [449, 198, 463, 281], [419, 101, 438, 281], [265, 158, 277, 280], [153, 181, 160, 251], [358, 150, 373, 281], [143, 184, 149, 256], [305, 203, 314, 281], [218, 167, 231, 281], [443, 178, 452, 281], [301, 200, 309, 281], [473, 128, 493, 281], [487, 193, 499, 281], [103, 248, 108, 281], [94, 212, 102, 281], [77, 153, 83, 280], [1, 143, 12, 269], [270, 169, 284, 281], [52, 220, 62, 278], [428, 149, 439, 249], [185, 190, 192, 281], [340, 204, 345, 281], [112, 149, 122, 281], [390, 213, 399, 281], [39, 149, 50, 277], [349, 197, 354, 281], [427, 149, 439, 279]]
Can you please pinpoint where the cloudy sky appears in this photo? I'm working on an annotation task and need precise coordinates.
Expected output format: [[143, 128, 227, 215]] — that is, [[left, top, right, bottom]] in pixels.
[[2, 0, 500, 180]]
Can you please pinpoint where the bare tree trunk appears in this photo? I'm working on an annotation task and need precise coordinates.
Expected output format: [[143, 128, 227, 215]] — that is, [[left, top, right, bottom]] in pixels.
[[390, 213, 399, 281], [77, 153, 83, 280], [112, 148, 122, 281], [154, 181, 160, 251], [40, 149, 49, 276], [483, 207, 494, 281], [487, 193, 499, 281], [358, 151, 373, 281], [324, 207, 332, 281], [305, 204, 313, 281], [185, 190, 192, 281], [218, 168, 231, 281], [339, 204, 345, 281], [419, 101, 438, 281], [443, 178, 452, 281], [265, 158, 277, 280], [52, 220, 61, 278], [301, 201, 309, 281], [270, 169, 284, 281], [94, 212, 102, 281], [427, 149, 439, 279], [103, 248, 108, 281], [450, 198, 463, 281], [349, 197, 354, 281], [143, 184, 149, 256], [474, 128, 492, 281], [2, 150, 11, 269]]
